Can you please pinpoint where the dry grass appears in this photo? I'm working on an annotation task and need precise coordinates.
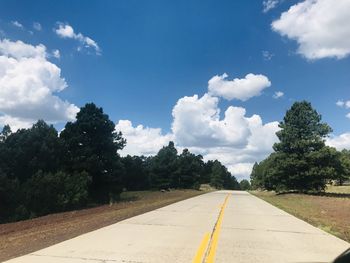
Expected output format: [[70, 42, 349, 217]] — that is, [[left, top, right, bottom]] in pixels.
[[251, 186, 350, 243], [326, 185, 350, 194], [0, 190, 204, 262]]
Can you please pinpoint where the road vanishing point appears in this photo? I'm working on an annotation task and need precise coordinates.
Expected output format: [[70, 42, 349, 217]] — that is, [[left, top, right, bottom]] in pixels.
[[4, 191, 350, 263]]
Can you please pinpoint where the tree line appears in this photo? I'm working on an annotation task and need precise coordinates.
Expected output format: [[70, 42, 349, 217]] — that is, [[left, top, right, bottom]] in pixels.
[[0, 103, 241, 223], [250, 101, 350, 192]]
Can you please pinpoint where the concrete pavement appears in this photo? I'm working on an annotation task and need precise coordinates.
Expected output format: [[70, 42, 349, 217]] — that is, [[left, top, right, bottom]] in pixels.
[[4, 191, 350, 263]]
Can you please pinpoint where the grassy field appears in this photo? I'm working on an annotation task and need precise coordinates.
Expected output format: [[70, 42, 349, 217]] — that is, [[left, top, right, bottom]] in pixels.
[[251, 185, 350, 242], [0, 190, 205, 262]]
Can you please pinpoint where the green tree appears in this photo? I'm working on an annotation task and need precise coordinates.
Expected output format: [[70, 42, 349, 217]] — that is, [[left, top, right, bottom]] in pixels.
[[175, 149, 204, 189], [24, 171, 90, 217], [60, 103, 126, 203], [149, 141, 178, 189], [122, 155, 150, 190], [338, 149, 350, 185], [272, 101, 333, 192], [240, 179, 251, 190], [0, 120, 62, 182]]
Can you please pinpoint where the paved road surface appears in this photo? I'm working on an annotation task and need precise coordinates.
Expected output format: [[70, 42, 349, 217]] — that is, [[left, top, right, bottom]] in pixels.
[[4, 191, 350, 263]]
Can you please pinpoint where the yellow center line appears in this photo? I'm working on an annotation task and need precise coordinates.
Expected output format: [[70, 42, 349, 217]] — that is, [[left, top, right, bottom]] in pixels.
[[192, 193, 231, 263], [192, 233, 210, 263]]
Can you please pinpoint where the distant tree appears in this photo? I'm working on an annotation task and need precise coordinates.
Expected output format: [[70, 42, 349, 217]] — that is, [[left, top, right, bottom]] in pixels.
[[60, 103, 126, 203], [175, 149, 204, 189], [240, 179, 251, 190], [201, 160, 214, 184], [149, 141, 178, 189], [338, 149, 350, 185], [210, 160, 225, 189], [271, 101, 333, 192], [122, 155, 150, 191]]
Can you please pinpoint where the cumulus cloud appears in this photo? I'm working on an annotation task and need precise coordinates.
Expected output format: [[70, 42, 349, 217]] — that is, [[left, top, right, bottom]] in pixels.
[[54, 23, 101, 54], [263, 0, 279, 13], [272, 0, 350, 60], [115, 120, 173, 156], [172, 94, 251, 148], [172, 94, 279, 180], [0, 38, 79, 130], [116, 94, 279, 180], [11, 21, 23, 29], [273, 91, 284, 99], [327, 133, 350, 150], [33, 22, 42, 31], [115, 71, 278, 180], [208, 73, 271, 101]]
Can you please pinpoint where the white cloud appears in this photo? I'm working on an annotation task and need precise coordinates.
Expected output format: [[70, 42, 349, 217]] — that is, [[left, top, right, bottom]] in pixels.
[[52, 49, 60, 59], [336, 100, 350, 109], [327, 133, 350, 150], [263, 0, 279, 13], [116, 93, 279, 180], [54, 23, 101, 55], [262, 50, 274, 60], [0, 38, 79, 130], [11, 21, 23, 29], [336, 100, 345, 107], [172, 94, 279, 179], [208, 73, 271, 101], [115, 120, 173, 156], [347, 113, 350, 119], [272, 0, 350, 60], [273, 91, 284, 99], [33, 22, 42, 31], [172, 94, 251, 148]]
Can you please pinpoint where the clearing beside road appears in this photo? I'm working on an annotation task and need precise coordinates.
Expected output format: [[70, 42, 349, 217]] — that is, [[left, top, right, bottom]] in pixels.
[[252, 186, 350, 242], [0, 190, 204, 262]]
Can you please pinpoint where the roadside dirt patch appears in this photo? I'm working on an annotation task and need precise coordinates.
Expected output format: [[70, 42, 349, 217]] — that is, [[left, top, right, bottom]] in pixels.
[[0, 190, 204, 262]]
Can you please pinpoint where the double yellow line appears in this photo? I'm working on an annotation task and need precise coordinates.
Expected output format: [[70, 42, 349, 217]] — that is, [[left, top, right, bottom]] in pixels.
[[192, 194, 231, 263]]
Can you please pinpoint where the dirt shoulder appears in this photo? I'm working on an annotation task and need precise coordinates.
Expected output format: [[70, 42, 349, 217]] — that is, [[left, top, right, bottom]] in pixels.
[[0, 190, 205, 262], [251, 190, 350, 243]]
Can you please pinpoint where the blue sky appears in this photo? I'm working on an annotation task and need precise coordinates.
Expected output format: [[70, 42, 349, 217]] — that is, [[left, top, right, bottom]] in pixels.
[[1, 0, 350, 179]]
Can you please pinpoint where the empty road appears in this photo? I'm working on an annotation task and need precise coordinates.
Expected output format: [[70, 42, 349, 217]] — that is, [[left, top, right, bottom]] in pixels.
[[4, 191, 350, 263]]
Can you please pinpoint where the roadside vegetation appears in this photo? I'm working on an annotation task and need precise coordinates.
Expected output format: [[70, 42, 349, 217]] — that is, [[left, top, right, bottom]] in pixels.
[[250, 101, 350, 192], [250, 101, 350, 242], [0, 103, 240, 224]]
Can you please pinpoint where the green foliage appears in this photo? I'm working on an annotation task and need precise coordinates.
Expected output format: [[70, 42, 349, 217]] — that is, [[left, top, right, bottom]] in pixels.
[[251, 101, 347, 193], [122, 155, 150, 190], [209, 160, 240, 190], [24, 171, 90, 217], [174, 149, 204, 189], [239, 179, 251, 190], [60, 103, 126, 202], [149, 141, 178, 189], [0, 120, 62, 182], [0, 103, 239, 223]]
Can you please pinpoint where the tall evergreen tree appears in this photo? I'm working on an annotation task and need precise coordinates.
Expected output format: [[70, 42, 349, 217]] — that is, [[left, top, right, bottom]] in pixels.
[[271, 101, 334, 191], [60, 103, 126, 202]]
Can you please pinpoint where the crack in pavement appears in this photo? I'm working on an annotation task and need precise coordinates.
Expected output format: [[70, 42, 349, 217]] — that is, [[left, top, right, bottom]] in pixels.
[[29, 253, 146, 263], [221, 226, 327, 235]]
